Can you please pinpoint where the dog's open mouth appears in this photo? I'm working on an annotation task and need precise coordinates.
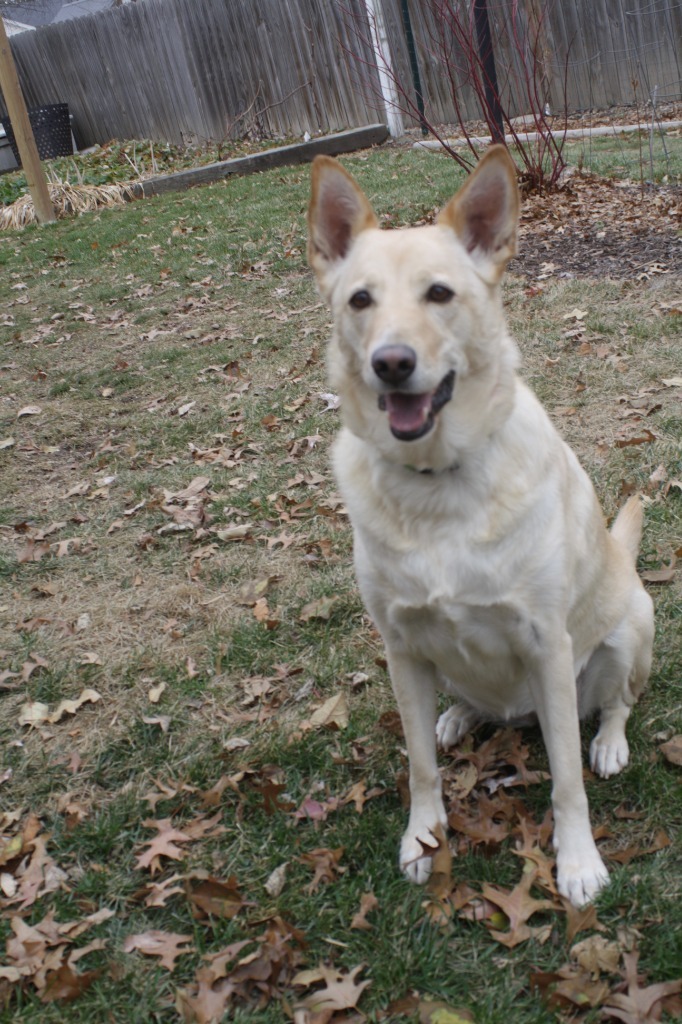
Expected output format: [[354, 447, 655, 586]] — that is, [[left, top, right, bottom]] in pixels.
[[378, 370, 456, 441]]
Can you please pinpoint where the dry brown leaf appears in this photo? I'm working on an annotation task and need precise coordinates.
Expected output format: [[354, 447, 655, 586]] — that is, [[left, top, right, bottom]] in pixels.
[[142, 715, 171, 733], [135, 819, 192, 873], [293, 963, 370, 1014], [659, 735, 682, 766], [350, 891, 379, 931], [8, 835, 68, 909], [122, 930, 194, 971], [299, 595, 339, 622], [48, 689, 102, 724], [602, 951, 682, 1023], [531, 964, 611, 1012], [264, 862, 288, 898], [188, 875, 245, 921], [571, 934, 622, 977], [18, 701, 50, 728], [299, 847, 345, 893], [253, 597, 271, 622], [608, 829, 671, 865], [483, 867, 556, 947], [141, 873, 185, 908], [148, 681, 167, 704], [308, 693, 349, 731], [236, 576, 279, 606], [41, 963, 102, 1003], [640, 557, 676, 584]]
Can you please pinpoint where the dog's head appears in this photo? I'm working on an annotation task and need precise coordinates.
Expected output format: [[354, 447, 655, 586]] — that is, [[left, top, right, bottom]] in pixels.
[[308, 146, 520, 461]]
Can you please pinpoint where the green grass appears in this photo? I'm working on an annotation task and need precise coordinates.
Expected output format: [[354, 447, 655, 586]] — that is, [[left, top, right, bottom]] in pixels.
[[0, 137, 680, 1023]]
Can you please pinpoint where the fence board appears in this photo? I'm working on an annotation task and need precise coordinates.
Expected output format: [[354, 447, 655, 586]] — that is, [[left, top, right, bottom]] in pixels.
[[1, 0, 680, 149]]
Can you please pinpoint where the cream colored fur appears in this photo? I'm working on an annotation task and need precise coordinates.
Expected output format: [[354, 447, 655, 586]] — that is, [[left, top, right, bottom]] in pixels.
[[308, 147, 654, 906]]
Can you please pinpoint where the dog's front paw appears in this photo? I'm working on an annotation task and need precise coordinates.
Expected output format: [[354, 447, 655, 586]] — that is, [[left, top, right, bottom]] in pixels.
[[436, 703, 479, 750], [590, 733, 629, 778], [399, 817, 445, 885], [556, 850, 609, 907]]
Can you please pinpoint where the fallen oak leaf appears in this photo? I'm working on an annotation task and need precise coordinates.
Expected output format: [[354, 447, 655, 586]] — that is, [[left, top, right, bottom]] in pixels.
[[264, 862, 288, 898], [293, 963, 370, 1014], [122, 930, 194, 971], [139, 873, 185, 908], [21, 653, 50, 681], [564, 899, 606, 944], [215, 523, 253, 541], [181, 811, 225, 841], [142, 715, 171, 733], [148, 681, 167, 704], [135, 819, 192, 873], [52, 537, 84, 558], [78, 653, 102, 667], [602, 951, 682, 1023], [307, 692, 349, 731], [350, 891, 379, 931], [187, 874, 246, 921], [607, 829, 671, 865], [18, 701, 50, 728], [8, 835, 69, 909], [482, 867, 557, 948], [640, 555, 676, 584], [235, 575, 280, 606], [531, 964, 611, 1012], [40, 963, 103, 1004], [299, 847, 345, 893], [570, 934, 621, 978], [299, 595, 339, 622], [659, 735, 682, 766], [48, 689, 102, 724], [614, 430, 657, 448]]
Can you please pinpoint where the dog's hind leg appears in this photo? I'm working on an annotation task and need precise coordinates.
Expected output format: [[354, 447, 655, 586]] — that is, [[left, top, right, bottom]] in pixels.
[[586, 586, 654, 778], [436, 701, 481, 750]]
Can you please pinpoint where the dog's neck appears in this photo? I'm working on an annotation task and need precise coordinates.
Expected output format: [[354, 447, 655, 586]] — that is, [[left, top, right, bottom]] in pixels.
[[401, 459, 460, 476]]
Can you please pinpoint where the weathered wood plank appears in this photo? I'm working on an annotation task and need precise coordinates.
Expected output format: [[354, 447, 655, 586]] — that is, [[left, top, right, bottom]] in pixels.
[[132, 124, 389, 198], [1, 0, 680, 148]]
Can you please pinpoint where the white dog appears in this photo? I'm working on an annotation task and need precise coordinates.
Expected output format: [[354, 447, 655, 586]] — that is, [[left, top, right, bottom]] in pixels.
[[307, 146, 654, 906]]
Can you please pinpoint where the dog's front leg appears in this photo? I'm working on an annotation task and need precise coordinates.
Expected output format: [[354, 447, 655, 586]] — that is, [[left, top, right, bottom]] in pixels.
[[387, 649, 447, 884], [528, 631, 609, 906]]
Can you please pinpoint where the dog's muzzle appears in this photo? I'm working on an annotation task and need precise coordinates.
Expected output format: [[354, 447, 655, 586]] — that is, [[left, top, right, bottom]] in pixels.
[[378, 370, 456, 441]]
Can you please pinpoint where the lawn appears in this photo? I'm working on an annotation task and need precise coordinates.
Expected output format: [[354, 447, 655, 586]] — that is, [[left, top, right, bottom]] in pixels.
[[0, 139, 681, 1023]]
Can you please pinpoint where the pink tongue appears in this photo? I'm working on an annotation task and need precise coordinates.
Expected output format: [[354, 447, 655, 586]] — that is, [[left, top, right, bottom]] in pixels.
[[385, 392, 431, 433]]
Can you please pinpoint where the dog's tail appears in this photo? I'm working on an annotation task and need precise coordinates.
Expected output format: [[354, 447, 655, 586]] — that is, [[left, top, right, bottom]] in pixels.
[[610, 494, 644, 564]]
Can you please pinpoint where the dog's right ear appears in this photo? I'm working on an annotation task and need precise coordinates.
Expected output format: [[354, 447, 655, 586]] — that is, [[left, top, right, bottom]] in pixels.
[[308, 156, 378, 289]]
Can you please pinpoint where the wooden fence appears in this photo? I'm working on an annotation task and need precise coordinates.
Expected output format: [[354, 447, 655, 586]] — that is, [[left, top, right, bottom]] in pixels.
[[1, 0, 681, 149]]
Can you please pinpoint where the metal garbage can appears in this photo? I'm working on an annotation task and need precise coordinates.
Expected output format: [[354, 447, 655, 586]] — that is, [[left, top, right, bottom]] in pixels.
[[1, 103, 74, 166]]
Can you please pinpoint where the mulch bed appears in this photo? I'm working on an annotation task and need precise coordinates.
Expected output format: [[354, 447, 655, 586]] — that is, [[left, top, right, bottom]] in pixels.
[[401, 103, 682, 280], [512, 174, 682, 279]]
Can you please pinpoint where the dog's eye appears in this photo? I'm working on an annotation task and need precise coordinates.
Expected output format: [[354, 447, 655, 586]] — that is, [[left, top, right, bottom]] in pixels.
[[349, 290, 372, 310], [426, 284, 454, 304]]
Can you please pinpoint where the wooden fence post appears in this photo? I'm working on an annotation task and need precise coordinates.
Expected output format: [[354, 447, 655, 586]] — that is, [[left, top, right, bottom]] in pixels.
[[0, 16, 55, 223]]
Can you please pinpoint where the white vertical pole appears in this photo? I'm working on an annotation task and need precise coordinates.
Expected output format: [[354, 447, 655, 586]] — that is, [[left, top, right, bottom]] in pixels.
[[364, 0, 404, 138]]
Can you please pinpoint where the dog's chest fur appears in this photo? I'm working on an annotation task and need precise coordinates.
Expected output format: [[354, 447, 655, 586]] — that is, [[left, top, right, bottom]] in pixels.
[[333, 423, 559, 718]]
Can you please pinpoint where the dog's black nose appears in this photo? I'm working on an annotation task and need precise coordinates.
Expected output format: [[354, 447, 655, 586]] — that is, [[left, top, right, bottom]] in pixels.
[[371, 344, 417, 385]]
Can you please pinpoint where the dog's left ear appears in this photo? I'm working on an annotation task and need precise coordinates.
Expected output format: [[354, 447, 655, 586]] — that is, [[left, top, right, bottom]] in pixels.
[[438, 145, 519, 282], [308, 156, 378, 290]]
